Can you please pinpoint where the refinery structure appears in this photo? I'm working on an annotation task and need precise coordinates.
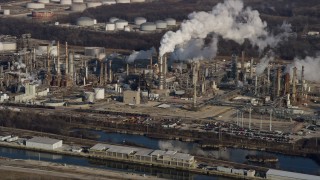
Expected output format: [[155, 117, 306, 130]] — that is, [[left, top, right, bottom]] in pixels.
[[0, 0, 320, 180]]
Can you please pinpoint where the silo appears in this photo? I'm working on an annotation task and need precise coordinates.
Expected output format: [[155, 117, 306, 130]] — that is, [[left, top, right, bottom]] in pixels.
[[115, 19, 128, 30], [86, 2, 102, 8], [3, 10, 10, 15], [116, 0, 130, 3], [165, 18, 176, 26], [101, 0, 116, 5], [105, 22, 115, 31], [94, 88, 105, 100], [72, 0, 83, 2], [109, 17, 118, 23], [0, 42, 17, 51], [60, 0, 72, 5], [134, 17, 146, 25], [26, 3, 45, 9], [140, 22, 156, 31], [77, 17, 95, 26], [155, 20, 167, 29], [37, 0, 50, 3], [131, 0, 145, 2], [71, 3, 86, 11]]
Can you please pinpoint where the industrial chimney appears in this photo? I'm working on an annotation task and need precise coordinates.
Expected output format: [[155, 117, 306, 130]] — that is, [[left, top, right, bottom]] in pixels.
[[292, 67, 297, 104], [109, 60, 112, 83], [159, 56, 164, 90], [65, 42, 68, 75]]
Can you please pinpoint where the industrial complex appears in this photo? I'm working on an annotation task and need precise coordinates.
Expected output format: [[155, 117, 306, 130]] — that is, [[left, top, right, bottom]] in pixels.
[[0, 0, 319, 179]]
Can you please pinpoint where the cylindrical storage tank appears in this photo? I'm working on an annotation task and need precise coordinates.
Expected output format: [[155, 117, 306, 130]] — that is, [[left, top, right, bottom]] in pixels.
[[131, 0, 145, 2], [93, 19, 97, 24], [109, 17, 119, 23], [124, 26, 130, 32], [60, 0, 72, 5], [71, 3, 86, 11], [94, 88, 105, 100], [84, 92, 95, 102], [86, 2, 102, 8], [3, 10, 10, 15], [115, 19, 128, 30], [116, 0, 130, 3], [37, 0, 50, 3], [101, 0, 116, 5], [165, 18, 176, 26], [72, 0, 83, 2], [77, 17, 95, 26], [0, 42, 17, 51], [105, 22, 115, 31], [50, 0, 60, 3], [155, 20, 167, 29], [26, 3, 45, 9], [134, 17, 146, 25], [140, 22, 156, 31]]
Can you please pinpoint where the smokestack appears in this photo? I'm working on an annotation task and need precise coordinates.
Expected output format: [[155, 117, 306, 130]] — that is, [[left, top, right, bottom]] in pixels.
[[276, 67, 281, 97], [292, 67, 297, 104], [32, 48, 36, 72], [109, 60, 112, 83], [85, 60, 88, 79], [104, 62, 107, 84], [150, 57, 152, 70], [68, 51, 74, 80], [163, 54, 167, 76], [241, 51, 245, 77], [126, 63, 129, 76], [250, 58, 253, 79], [47, 45, 50, 73], [301, 65, 304, 99], [159, 56, 164, 90], [193, 62, 198, 108], [284, 73, 290, 95], [65, 42, 68, 75], [254, 76, 258, 95], [99, 61, 103, 85], [57, 41, 60, 75]]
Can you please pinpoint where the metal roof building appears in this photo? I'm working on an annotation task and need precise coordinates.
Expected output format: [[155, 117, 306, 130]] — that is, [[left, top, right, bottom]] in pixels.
[[266, 169, 320, 180], [26, 137, 63, 150]]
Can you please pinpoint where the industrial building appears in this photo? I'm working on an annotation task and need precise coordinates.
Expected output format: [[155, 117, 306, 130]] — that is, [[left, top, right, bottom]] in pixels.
[[26, 137, 63, 150], [266, 169, 320, 180], [89, 143, 196, 168], [123, 90, 140, 105]]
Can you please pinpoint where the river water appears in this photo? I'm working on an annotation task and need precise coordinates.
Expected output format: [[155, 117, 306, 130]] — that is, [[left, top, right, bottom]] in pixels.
[[89, 129, 320, 175], [0, 146, 230, 180]]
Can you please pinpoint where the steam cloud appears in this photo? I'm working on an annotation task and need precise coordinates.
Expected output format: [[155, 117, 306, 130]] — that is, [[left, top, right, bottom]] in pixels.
[[255, 51, 274, 75], [288, 56, 320, 82], [159, 0, 291, 60], [126, 47, 156, 63]]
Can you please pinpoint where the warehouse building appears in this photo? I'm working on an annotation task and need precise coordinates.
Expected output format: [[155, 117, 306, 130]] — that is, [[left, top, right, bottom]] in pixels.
[[266, 169, 320, 180], [89, 143, 196, 168], [26, 137, 63, 150]]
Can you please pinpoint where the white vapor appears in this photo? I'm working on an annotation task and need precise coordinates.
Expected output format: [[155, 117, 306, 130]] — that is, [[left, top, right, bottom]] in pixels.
[[126, 47, 155, 63], [159, 0, 292, 60], [255, 51, 274, 75], [288, 56, 320, 82]]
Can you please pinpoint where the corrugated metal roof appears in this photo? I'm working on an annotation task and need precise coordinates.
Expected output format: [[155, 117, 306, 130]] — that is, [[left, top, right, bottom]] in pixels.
[[27, 137, 61, 145], [267, 169, 320, 180]]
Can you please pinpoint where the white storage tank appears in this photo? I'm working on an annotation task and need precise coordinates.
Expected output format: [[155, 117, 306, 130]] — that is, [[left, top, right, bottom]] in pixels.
[[3, 10, 10, 15], [155, 20, 167, 29], [105, 22, 115, 31], [116, 0, 130, 3], [109, 17, 119, 23], [37, 0, 50, 3], [72, 0, 83, 2], [86, 2, 102, 8], [50, 0, 60, 3], [134, 17, 146, 25], [140, 22, 156, 31], [101, 0, 116, 5], [84, 92, 95, 102], [115, 19, 128, 30], [131, 0, 145, 2], [60, 0, 72, 5], [94, 88, 105, 100], [165, 18, 176, 26], [77, 17, 95, 26], [124, 26, 130, 32], [0, 42, 17, 51], [26, 3, 45, 9], [71, 3, 86, 11]]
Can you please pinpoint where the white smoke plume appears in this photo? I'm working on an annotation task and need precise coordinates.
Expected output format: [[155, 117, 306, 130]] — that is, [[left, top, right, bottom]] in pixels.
[[126, 47, 156, 64], [255, 51, 274, 75], [172, 37, 218, 61], [288, 56, 320, 82], [159, 0, 292, 59]]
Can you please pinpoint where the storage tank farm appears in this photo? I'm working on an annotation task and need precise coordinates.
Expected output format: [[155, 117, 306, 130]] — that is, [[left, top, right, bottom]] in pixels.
[[140, 22, 157, 31], [134, 17, 147, 26], [155, 20, 167, 29]]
